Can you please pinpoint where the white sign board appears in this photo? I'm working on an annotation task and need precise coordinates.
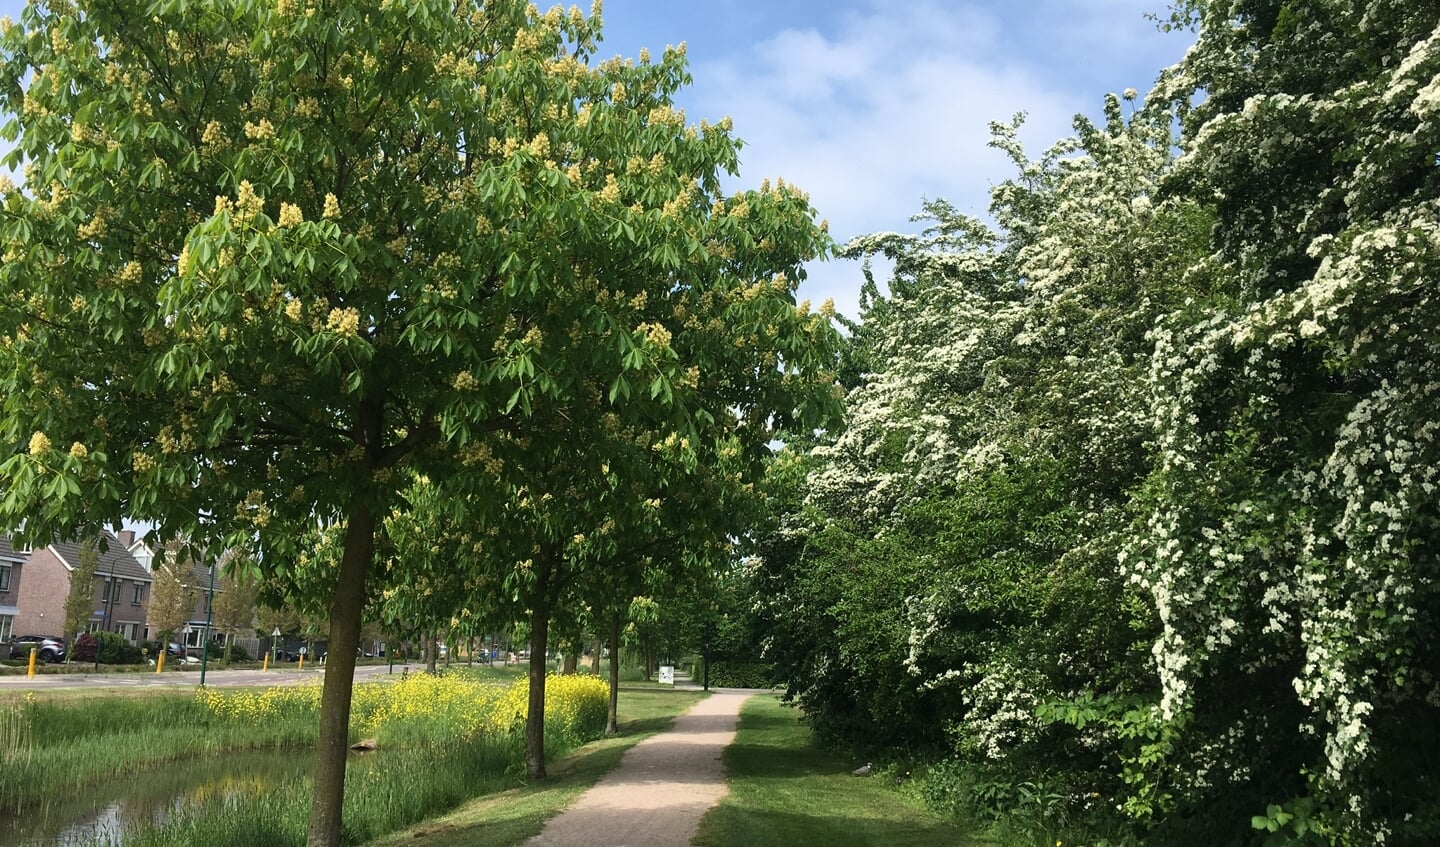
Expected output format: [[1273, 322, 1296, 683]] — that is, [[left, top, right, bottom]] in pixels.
[[658, 665, 675, 685]]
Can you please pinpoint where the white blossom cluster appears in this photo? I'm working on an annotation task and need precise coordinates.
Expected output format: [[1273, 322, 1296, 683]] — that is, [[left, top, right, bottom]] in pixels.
[[951, 659, 1047, 760], [806, 107, 1202, 781], [1128, 15, 1440, 839]]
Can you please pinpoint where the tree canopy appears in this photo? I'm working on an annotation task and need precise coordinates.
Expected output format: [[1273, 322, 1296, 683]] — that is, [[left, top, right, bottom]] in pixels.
[[0, 1, 841, 844]]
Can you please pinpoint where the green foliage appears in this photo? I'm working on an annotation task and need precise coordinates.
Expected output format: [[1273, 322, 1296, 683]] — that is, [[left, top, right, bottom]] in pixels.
[[61, 537, 100, 645], [0, 0, 841, 833], [701, 660, 772, 689], [71, 631, 146, 664]]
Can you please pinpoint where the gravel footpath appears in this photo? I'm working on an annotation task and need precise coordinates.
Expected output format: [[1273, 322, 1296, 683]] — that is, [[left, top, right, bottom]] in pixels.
[[525, 690, 753, 847]]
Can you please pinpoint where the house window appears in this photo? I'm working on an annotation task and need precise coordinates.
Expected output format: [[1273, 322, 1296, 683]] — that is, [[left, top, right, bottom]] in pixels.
[[0, 564, 10, 592], [0, 614, 13, 642], [86, 620, 104, 634], [132, 584, 144, 605], [100, 580, 112, 602], [118, 622, 139, 642]]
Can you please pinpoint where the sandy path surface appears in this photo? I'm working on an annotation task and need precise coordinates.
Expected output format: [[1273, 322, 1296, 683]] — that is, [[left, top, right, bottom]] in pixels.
[[525, 690, 753, 847]]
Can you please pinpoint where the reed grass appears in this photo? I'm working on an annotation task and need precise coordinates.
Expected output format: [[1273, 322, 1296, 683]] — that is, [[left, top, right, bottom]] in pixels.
[[0, 691, 316, 815]]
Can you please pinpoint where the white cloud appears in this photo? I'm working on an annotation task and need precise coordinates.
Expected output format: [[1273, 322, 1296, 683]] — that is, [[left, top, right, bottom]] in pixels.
[[677, 0, 1187, 319]]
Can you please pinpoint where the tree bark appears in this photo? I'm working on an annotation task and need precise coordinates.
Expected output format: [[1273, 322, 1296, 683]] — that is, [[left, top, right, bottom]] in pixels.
[[591, 634, 602, 675], [426, 633, 437, 675], [562, 646, 577, 675], [306, 501, 375, 847], [526, 603, 550, 780], [607, 614, 621, 734]]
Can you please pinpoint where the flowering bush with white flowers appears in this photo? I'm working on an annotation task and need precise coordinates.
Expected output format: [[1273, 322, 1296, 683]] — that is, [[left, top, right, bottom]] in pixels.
[[752, 3, 1440, 844]]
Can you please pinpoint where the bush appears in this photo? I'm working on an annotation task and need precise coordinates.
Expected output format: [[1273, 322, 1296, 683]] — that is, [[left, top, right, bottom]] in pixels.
[[224, 641, 251, 662], [702, 659, 773, 689], [71, 632, 146, 665]]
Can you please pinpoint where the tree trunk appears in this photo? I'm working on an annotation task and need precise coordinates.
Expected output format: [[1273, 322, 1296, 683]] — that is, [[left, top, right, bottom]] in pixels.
[[306, 501, 375, 847], [426, 633, 437, 675], [562, 647, 577, 675], [591, 634, 601, 675], [526, 602, 551, 780], [607, 614, 621, 734]]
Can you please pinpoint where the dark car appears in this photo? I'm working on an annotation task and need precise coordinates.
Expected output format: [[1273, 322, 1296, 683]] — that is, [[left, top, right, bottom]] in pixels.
[[8, 635, 66, 663]]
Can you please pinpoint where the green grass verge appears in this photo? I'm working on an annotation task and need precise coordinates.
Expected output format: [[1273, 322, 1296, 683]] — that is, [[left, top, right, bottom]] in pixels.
[[368, 688, 708, 847], [694, 695, 993, 847]]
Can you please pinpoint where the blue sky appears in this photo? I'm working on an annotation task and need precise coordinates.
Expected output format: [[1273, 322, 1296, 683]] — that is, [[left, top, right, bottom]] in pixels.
[[0, 0, 1193, 317]]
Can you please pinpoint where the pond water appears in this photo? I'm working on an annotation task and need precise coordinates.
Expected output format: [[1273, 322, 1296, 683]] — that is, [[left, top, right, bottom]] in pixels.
[[1, 748, 316, 846]]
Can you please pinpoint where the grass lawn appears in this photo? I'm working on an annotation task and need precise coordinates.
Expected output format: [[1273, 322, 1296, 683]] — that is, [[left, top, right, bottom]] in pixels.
[[694, 695, 993, 847], [368, 688, 708, 847]]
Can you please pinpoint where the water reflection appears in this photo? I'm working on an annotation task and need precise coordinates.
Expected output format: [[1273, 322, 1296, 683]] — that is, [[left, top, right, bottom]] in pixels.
[[1, 748, 314, 846]]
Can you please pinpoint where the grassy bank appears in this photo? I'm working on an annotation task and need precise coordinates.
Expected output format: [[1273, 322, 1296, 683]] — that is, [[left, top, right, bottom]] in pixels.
[[694, 695, 991, 847]]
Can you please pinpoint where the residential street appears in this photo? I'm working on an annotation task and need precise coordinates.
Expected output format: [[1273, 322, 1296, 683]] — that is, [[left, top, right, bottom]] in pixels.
[[0, 661, 399, 690]]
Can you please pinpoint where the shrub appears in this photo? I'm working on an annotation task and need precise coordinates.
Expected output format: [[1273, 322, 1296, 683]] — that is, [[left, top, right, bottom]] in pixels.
[[702, 659, 773, 689], [71, 632, 145, 665], [225, 641, 251, 662]]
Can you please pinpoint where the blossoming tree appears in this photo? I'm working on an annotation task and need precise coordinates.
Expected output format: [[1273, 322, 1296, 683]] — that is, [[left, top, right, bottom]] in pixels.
[[0, 2, 839, 844], [1128, 2, 1440, 840]]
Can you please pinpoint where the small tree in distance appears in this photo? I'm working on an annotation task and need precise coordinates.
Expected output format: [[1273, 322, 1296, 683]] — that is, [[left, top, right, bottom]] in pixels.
[[61, 536, 100, 663], [147, 543, 199, 651], [212, 567, 259, 664]]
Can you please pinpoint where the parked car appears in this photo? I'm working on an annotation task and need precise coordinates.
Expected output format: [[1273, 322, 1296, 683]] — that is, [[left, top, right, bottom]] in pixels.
[[8, 635, 66, 663]]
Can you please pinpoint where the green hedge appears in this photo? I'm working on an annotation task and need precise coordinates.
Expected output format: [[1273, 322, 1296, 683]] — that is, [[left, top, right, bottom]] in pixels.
[[701, 659, 774, 689]]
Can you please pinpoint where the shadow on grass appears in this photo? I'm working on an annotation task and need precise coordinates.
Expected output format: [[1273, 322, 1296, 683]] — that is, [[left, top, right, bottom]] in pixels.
[[618, 714, 687, 735], [722, 741, 827, 779], [694, 696, 991, 847], [696, 807, 992, 847]]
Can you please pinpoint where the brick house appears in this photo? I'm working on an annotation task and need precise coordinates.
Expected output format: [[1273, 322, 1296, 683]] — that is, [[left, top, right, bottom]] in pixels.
[[0, 530, 153, 646], [0, 535, 26, 644], [142, 544, 262, 657]]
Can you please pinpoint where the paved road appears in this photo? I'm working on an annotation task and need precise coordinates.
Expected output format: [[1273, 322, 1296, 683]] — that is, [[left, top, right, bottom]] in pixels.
[[525, 689, 754, 847], [0, 661, 403, 690]]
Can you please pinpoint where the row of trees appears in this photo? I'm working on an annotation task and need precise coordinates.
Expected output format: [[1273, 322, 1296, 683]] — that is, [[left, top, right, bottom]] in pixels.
[[752, 1, 1439, 845], [0, 2, 840, 845]]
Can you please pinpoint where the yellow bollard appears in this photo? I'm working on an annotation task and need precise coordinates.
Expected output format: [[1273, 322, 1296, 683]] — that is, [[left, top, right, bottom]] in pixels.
[[298, 653, 304, 671], [27, 647, 37, 677], [157, 652, 165, 673], [262, 653, 269, 671]]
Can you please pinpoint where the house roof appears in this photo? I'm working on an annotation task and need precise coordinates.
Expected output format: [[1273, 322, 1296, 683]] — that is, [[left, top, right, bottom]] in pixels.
[[0, 535, 26, 563], [49, 532, 152, 583], [154, 546, 240, 592]]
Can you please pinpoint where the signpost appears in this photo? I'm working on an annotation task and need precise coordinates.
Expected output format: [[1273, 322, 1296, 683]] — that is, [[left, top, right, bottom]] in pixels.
[[199, 565, 215, 686]]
